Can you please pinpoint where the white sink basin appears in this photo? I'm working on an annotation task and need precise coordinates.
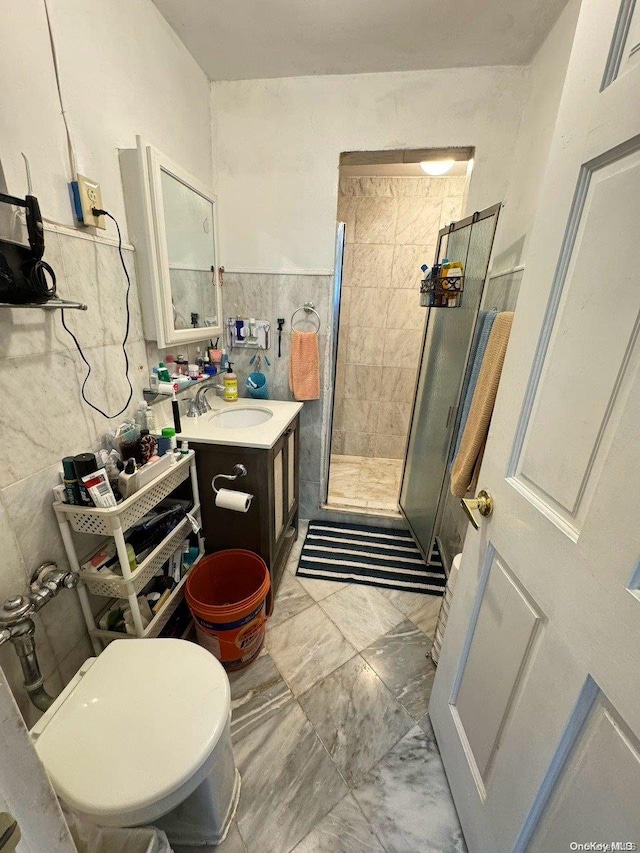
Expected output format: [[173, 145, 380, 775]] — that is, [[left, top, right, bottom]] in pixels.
[[208, 407, 274, 429]]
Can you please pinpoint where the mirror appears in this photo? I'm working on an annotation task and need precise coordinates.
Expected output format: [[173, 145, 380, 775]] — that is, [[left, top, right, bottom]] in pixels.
[[119, 138, 223, 348], [160, 168, 218, 332]]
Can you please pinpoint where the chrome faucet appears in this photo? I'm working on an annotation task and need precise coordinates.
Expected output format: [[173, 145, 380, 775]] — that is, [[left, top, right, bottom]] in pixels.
[[0, 562, 79, 711], [186, 379, 224, 417]]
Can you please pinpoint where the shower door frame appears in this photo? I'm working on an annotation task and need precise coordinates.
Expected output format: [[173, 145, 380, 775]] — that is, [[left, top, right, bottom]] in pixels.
[[320, 221, 346, 506], [399, 203, 502, 563]]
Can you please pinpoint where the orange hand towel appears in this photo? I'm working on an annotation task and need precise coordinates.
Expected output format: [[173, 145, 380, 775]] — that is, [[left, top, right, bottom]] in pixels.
[[451, 311, 514, 498], [289, 330, 320, 401]]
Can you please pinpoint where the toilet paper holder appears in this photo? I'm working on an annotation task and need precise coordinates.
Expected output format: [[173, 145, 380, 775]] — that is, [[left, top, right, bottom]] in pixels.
[[212, 464, 248, 495]]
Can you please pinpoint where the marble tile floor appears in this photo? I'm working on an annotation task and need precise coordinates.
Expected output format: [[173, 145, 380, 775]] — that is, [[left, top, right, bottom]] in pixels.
[[327, 454, 403, 515], [199, 520, 465, 853]]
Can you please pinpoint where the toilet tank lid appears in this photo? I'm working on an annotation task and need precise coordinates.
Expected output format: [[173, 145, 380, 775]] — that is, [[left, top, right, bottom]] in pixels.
[[32, 639, 231, 819]]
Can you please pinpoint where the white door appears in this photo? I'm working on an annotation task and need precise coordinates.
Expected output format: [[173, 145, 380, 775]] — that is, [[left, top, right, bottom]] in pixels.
[[0, 676, 76, 852], [429, 0, 640, 850]]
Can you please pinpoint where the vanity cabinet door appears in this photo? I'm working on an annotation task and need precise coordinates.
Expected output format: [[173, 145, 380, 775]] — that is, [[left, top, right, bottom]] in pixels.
[[287, 429, 298, 512], [273, 446, 285, 542], [270, 418, 299, 558]]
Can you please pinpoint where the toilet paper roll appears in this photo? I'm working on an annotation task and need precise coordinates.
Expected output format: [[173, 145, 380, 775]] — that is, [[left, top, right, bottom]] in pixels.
[[215, 488, 253, 513]]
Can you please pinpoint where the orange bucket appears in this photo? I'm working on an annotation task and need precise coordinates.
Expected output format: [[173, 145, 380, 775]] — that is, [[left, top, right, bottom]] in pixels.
[[185, 549, 272, 671]]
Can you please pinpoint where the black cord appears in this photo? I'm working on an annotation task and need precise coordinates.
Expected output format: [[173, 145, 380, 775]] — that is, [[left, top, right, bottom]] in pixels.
[[60, 209, 134, 418]]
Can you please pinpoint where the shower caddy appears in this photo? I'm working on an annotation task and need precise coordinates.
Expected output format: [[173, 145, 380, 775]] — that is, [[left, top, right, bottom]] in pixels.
[[54, 450, 204, 653]]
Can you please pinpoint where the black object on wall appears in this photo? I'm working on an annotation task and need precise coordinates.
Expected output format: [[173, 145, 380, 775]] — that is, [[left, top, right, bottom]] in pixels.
[[0, 192, 57, 304]]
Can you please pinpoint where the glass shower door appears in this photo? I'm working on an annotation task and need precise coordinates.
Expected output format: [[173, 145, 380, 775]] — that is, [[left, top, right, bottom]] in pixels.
[[399, 205, 501, 561]]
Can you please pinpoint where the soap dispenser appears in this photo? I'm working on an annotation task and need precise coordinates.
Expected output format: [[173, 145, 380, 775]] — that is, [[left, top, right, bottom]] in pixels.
[[223, 362, 238, 403]]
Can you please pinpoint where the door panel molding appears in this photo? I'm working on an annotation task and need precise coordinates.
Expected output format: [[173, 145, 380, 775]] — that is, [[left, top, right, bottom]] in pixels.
[[514, 680, 640, 852], [511, 677, 600, 852], [601, 0, 638, 89], [449, 547, 545, 796], [508, 135, 640, 538]]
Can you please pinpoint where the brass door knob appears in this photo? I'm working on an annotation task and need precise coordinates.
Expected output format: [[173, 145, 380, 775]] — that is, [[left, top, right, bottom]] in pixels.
[[460, 490, 493, 530]]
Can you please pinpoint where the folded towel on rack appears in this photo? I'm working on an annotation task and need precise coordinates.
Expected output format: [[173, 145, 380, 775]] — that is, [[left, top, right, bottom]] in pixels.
[[289, 330, 320, 401], [449, 310, 498, 465], [451, 311, 514, 498]]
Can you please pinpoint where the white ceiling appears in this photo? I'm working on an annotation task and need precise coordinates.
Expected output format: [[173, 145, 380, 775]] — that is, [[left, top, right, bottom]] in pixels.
[[153, 0, 569, 81]]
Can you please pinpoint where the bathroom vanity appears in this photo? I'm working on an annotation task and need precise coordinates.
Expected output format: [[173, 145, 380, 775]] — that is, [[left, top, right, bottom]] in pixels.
[[175, 399, 303, 592]]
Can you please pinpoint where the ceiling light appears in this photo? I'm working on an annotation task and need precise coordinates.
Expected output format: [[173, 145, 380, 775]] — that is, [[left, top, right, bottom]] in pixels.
[[420, 159, 454, 176]]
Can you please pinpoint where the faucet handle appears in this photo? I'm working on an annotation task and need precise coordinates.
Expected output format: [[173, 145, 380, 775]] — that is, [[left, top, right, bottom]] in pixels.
[[61, 572, 79, 589]]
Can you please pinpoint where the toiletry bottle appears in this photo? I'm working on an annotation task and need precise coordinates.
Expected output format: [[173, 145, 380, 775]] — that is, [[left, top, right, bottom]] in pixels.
[[161, 427, 178, 454], [223, 362, 238, 403], [61, 456, 81, 505], [165, 355, 176, 376], [210, 339, 222, 371], [134, 401, 148, 430], [126, 543, 137, 572], [176, 354, 188, 375], [138, 429, 157, 464], [145, 404, 156, 432], [118, 458, 138, 499], [73, 453, 98, 506], [158, 362, 171, 382]]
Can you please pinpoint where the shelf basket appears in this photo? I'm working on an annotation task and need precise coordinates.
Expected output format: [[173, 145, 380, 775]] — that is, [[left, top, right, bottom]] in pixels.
[[79, 514, 196, 597], [54, 452, 193, 537], [90, 562, 196, 641], [420, 274, 465, 308]]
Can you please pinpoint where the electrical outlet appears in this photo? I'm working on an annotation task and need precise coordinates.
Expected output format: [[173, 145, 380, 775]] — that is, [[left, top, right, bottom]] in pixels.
[[75, 174, 105, 229]]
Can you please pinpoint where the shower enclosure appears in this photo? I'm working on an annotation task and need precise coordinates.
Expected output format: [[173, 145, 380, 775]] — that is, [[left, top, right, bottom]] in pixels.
[[324, 158, 470, 516], [399, 204, 501, 562]]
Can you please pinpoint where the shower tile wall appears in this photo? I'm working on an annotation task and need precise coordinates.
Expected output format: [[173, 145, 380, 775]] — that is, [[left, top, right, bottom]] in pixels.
[[334, 175, 466, 459]]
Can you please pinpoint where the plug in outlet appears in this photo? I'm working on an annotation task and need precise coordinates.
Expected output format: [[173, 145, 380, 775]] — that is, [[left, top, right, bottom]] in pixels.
[[75, 174, 105, 229]]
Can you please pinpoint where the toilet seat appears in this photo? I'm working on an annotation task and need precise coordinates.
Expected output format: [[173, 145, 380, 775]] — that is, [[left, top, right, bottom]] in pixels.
[[32, 639, 231, 827]]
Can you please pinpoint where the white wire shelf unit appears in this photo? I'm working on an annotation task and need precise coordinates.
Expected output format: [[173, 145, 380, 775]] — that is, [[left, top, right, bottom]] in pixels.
[[54, 451, 202, 652]]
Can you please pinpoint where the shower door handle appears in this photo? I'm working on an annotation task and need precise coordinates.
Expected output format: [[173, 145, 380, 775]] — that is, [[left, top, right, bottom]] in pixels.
[[460, 489, 493, 530], [446, 405, 456, 428]]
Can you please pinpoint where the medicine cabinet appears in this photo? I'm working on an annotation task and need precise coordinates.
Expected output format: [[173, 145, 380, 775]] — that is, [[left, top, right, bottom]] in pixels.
[[120, 137, 222, 348]]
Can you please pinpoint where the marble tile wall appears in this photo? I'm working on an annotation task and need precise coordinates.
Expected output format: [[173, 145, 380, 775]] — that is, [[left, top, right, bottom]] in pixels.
[[0, 225, 151, 723], [334, 175, 466, 459], [219, 273, 333, 517]]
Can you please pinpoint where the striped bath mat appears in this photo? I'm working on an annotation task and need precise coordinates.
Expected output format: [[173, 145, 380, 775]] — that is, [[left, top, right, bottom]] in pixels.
[[296, 520, 446, 597]]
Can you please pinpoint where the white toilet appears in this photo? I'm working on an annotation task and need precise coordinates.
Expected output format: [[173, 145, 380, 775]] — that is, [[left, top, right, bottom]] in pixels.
[[31, 638, 240, 848]]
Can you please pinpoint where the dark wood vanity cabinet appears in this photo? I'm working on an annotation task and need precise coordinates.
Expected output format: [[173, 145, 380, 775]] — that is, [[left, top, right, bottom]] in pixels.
[[191, 414, 300, 593]]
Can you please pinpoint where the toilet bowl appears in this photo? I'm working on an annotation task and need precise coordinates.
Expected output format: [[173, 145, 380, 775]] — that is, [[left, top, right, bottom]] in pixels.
[[31, 638, 240, 847]]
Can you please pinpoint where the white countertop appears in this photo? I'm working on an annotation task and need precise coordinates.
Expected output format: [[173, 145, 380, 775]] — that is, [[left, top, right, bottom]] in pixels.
[[162, 398, 303, 449]]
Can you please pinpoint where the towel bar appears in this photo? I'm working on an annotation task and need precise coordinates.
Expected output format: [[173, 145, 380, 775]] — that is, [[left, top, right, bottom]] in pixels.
[[291, 301, 321, 332]]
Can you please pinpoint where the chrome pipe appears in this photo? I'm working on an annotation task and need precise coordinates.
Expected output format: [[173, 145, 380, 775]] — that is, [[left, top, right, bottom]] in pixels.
[[10, 622, 55, 711]]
